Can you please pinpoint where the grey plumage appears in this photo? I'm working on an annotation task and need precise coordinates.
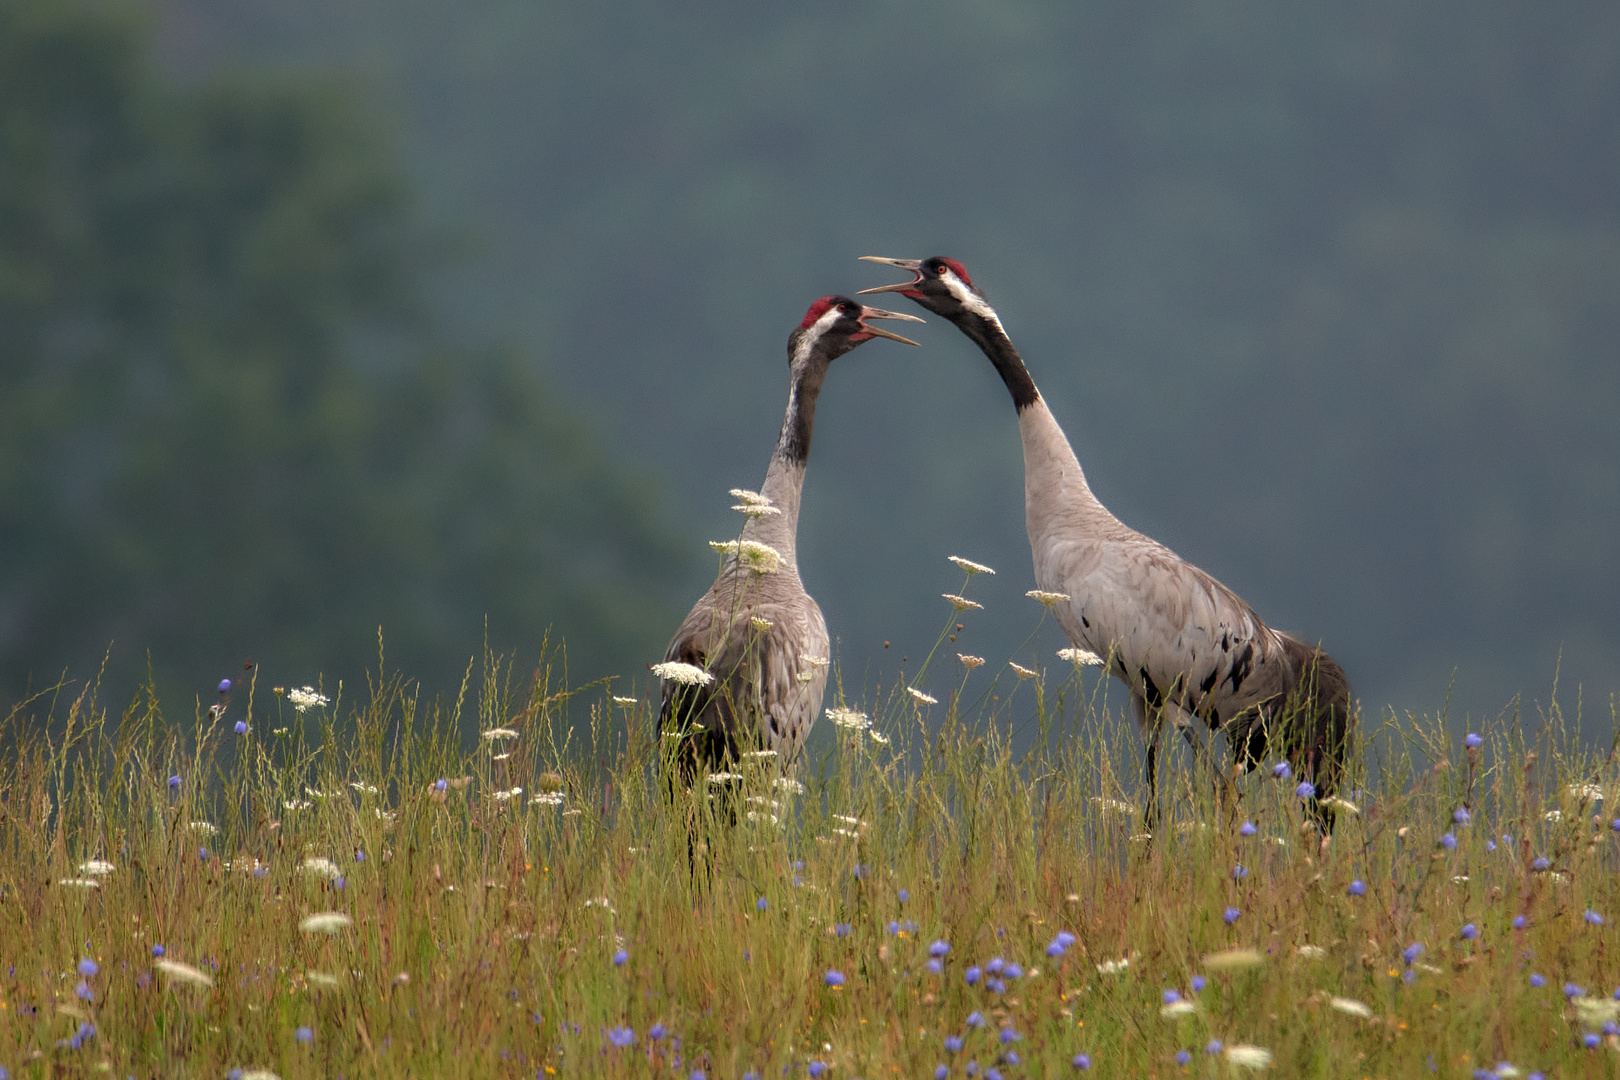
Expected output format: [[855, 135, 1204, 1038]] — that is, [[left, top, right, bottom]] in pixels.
[[860, 256, 1354, 829], [659, 296, 921, 785]]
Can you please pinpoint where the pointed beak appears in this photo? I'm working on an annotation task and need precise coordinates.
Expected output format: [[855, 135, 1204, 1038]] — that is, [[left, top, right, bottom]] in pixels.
[[856, 305, 924, 346], [857, 256, 925, 296]]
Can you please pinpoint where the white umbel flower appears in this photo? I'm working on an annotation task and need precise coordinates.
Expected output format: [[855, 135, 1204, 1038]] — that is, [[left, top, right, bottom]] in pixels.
[[58, 878, 100, 889], [1025, 589, 1071, 606], [750, 616, 774, 631], [948, 556, 995, 575], [1328, 996, 1373, 1018], [706, 772, 743, 784], [733, 502, 782, 518], [1160, 1000, 1197, 1018], [1203, 948, 1264, 971], [709, 539, 784, 574], [287, 686, 329, 712], [530, 792, 565, 807], [1057, 647, 1105, 666], [299, 912, 353, 934], [491, 787, 523, 802], [78, 860, 115, 877], [155, 958, 214, 987], [652, 661, 714, 686], [941, 594, 983, 611], [906, 687, 938, 705], [1008, 662, 1037, 679], [868, 731, 891, 745], [826, 707, 870, 730], [1224, 1045, 1274, 1070], [958, 654, 985, 669], [1096, 957, 1130, 976], [729, 488, 771, 506], [482, 727, 519, 741], [302, 857, 341, 879]]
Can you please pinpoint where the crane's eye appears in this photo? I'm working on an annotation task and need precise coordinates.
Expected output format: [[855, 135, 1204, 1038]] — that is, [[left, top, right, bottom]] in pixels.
[[936, 264, 949, 275], [837, 303, 850, 313]]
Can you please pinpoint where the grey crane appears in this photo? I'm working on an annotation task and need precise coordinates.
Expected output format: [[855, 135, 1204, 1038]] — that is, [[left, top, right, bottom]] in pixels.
[[659, 296, 922, 785], [860, 256, 1353, 830]]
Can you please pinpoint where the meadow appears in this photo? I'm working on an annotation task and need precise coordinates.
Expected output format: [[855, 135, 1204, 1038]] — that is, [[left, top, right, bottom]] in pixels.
[[2, 587, 1618, 1080]]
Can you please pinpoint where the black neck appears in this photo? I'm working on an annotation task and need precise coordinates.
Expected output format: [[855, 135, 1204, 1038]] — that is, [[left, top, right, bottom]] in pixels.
[[776, 343, 836, 466], [955, 312, 1039, 412]]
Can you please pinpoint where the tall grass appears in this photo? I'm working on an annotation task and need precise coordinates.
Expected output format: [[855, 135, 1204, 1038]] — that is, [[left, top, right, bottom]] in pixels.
[[1, 631, 1617, 1080]]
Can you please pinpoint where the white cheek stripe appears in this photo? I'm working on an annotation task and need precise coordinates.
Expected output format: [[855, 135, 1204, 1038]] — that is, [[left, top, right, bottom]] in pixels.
[[944, 272, 1003, 329], [793, 307, 845, 366]]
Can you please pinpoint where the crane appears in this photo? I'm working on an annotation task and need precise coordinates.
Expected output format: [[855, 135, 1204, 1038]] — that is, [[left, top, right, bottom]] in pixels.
[[860, 256, 1353, 831], [659, 296, 922, 786]]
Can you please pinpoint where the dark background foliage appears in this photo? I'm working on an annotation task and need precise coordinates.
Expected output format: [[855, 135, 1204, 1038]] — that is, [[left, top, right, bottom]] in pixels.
[[5, 0, 1618, 727]]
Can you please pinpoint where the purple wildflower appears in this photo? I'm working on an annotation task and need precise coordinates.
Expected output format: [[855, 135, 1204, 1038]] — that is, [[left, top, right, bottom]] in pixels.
[[1072, 1053, 1092, 1070], [1223, 907, 1241, 925], [1348, 879, 1366, 896], [825, 970, 845, 987]]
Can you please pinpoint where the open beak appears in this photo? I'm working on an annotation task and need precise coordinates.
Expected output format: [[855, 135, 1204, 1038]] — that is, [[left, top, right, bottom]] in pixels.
[[857, 256, 925, 296], [856, 305, 924, 346]]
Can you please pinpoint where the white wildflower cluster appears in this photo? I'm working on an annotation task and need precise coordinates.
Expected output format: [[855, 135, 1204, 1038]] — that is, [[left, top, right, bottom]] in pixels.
[[611, 695, 638, 705], [941, 593, 983, 612], [958, 654, 985, 669], [1328, 996, 1373, 1019], [287, 686, 329, 713], [155, 958, 214, 988], [1096, 957, 1130, 976], [706, 772, 743, 784], [301, 857, 342, 880], [58, 878, 100, 889], [1224, 1045, 1274, 1070], [709, 539, 784, 574], [348, 781, 379, 794], [299, 912, 354, 934], [826, 707, 870, 730], [189, 821, 219, 836], [750, 616, 774, 631], [491, 787, 524, 802], [1320, 796, 1360, 815], [743, 749, 778, 760], [530, 792, 565, 807], [1057, 647, 1105, 666], [1090, 797, 1136, 815], [1008, 662, 1037, 679], [906, 687, 938, 705], [652, 661, 713, 686], [947, 555, 995, 576], [774, 777, 806, 796], [1160, 999, 1197, 1018], [1025, 589, 1071, 606], [1203, 948, 1264, 971], [729, 489, 779, 518], [1568, 782, 1605, 802], [868, 730, 891, 746], [482, 727, 519, 742], [78, 860, 115, 877]]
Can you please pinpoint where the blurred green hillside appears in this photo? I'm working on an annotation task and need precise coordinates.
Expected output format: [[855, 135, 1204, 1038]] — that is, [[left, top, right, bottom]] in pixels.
[[0, 0, 685, 707], [7, 0, 1619, 726]]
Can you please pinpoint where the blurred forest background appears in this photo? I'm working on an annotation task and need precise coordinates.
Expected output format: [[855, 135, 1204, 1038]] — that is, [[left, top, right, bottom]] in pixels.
[[4, 0, 1618, 731]]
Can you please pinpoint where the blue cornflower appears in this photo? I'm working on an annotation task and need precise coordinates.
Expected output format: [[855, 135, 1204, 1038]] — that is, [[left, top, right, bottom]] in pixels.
[[927, 959, 943, 974], [1272, 761, 1291, 780], [808, 1063, 826, 1078], [852, 864, 867, 879], [1464, 732, 1482, 749], [1486, 840, 1497, 852], [78, 958, 98, 977], [1348, 879, 1367, 896], [1402, 968, 1417, 985], [1565, 982, 1584, 998], [1206, 1040, 1223, 1055], [1295, 781, 1316, 800], [151, 945, 165, 957], [1072, 1053, 1092, 1070], [1163, 989, 1181, 1005], [649, 1023, 668, 1040], [218, 679, 232, 693], [1055, 930, 1077, 948], [1190, 976, 1206, 993], [1002, 1051, 1021, 1067], [835, 923, 851, 937], [825, 970, 845, 987], [986, 957, 1005, 974], [1586, 910, 1605, 926], [935, 1067, 948, 1080], [1583, 1033, 1600, 1049], [435, 778, 447, 792], [887, 921, 900, 935], [355, 850, 365, 862], [691, 1071, 706, 1080], [945, 1036, 964, 1054], [1612, 818, 1620, 833], [235, 721, 249, 735], [1529, 974, 1546, 987], [606, 1026, 635, 1048], [199, 847, 208, 860], [744, 1073, 761, 1080], [168, 775, 181, 790], [294, 1026, 314, 1043], [1532, 856, 1550, 871], [999, 1027, 1020, 1044], [74, 980, 93, 1001], [966, 1011, 986, 1028], [1461, 924, 1478, 940], [1502, 834, 1513, 846], [1239, 820, 1257, 836], [898, 888, 910, 904], [1232, 864, 1248, 880], [930, 940, 951, 958], [1046, 941, 1065, 958], [1453, 808, 1471, 825], [1223, 907, 1241, 925], [1402, 943, 1425, 965], [1003, 963, 1022, 979], [986, 977, 1007, 995], [1176, 1050, 1192, 1066], [613, 949, 628, 966], [965, 1063, 978, 1078], [1440, 832, 1457, 850], [756, 896, 767, 912], [965, 966, 982, 985], [1512, 915, 1527, 929], [985, 1069, 1003, 1080], [333, 875, 345, 890]]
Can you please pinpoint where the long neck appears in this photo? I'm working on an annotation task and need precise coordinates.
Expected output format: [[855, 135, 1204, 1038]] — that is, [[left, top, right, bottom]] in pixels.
[[740, 347, 833, 572], [951, 308, 1129, 549]]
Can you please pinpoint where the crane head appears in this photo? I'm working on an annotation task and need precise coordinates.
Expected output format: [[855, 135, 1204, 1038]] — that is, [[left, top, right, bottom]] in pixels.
[[857, 256, 992, 323], [793, 295, 924, 359]]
